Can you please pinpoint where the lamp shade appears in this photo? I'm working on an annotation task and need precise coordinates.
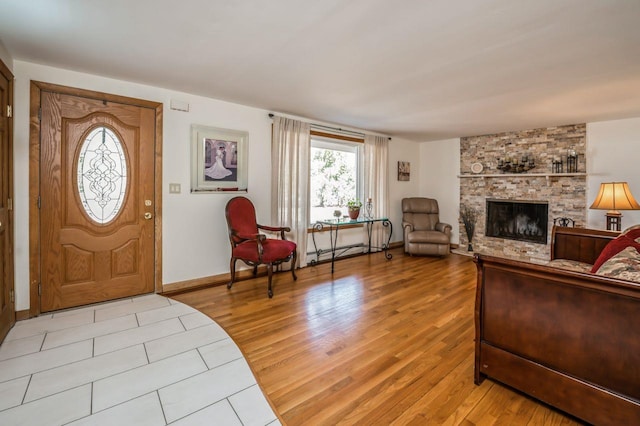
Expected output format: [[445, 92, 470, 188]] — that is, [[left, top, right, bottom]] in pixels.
[[590, 182, 640, 212]]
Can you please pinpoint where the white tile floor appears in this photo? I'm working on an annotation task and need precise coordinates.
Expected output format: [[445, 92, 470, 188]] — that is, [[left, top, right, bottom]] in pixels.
[[0, 294, 280, 426]]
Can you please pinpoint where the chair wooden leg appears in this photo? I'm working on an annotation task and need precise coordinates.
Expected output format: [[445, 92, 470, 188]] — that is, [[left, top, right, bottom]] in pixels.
[[267, 264, 274, 298], [291, 250, 298, 281], [253, 265, 258, 276], [227, 258, 237, 289]]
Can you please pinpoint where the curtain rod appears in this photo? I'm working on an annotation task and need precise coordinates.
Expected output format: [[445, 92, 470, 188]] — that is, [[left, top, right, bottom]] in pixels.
[[268, 113, 391, 140]]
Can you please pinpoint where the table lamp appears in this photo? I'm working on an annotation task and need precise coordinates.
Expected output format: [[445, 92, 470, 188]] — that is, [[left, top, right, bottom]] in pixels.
[[589, 182, 640, 231]]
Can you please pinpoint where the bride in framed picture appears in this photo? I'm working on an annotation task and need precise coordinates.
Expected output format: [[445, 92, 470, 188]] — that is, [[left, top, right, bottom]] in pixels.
[[205, 145, 232, 180]]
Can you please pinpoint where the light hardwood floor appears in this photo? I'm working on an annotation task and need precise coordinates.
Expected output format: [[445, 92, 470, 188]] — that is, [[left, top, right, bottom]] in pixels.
[[172, 250, 584, 425]]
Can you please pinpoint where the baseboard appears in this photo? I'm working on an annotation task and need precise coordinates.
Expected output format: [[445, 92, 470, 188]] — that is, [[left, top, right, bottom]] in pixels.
[[162, 266, 268, 296], [386, 241, 451, 252], [15, 310, 30, 321], [163, 246, 405, 295], [389, 241, 404, 249]]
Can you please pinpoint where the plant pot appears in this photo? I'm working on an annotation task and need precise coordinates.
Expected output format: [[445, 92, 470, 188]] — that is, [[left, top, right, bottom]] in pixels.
[[348, 208, 360, 220]]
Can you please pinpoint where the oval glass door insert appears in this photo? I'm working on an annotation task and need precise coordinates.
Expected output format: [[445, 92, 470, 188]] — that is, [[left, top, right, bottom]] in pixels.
[[77, 126, 128, 224]]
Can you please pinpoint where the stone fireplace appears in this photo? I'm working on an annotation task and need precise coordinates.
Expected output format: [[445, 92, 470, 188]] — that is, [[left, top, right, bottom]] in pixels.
[[459, 124, 586, 261]]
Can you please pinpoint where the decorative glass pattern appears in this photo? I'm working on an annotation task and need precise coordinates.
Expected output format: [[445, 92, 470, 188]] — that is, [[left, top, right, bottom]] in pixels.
[[77, 126, 127, 224]]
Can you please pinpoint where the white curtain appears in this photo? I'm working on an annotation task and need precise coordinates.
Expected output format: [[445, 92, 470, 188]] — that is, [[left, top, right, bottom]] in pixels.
[[364, 134, 390, 250], [271, 116, 311, 267]]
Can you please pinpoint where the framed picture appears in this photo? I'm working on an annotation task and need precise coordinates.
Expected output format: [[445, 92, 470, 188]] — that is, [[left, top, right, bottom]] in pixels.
[[190, 124, 248, 192], [398, 161, 410, 181]]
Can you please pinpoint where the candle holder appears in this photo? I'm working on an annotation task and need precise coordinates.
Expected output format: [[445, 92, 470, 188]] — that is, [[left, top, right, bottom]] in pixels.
[[567, 149, 578, 173], [552, 158, 563, 173], [365, 198, 373, 219], [496, 155, 535, 173]]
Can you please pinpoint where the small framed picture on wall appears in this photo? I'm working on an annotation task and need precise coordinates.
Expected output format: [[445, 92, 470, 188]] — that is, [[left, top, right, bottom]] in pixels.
[[398, 161, 410, 181]]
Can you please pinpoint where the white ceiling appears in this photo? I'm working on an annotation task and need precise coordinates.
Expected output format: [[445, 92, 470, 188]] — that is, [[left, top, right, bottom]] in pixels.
[[1, 0, 639, 141]]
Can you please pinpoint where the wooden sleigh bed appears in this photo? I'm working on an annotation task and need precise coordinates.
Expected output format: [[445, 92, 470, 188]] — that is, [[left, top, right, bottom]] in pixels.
[[474, 226, 640, 425]]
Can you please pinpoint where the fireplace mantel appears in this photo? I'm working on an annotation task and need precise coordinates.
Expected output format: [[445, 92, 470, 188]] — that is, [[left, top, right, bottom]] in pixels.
[[458, 172, 586, 185]]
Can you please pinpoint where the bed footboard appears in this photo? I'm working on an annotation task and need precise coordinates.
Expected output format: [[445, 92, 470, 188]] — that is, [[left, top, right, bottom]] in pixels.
[[474, 254, 640, 425]]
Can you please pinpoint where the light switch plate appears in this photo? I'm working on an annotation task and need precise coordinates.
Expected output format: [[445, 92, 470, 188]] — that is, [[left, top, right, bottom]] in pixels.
[[169, 183, 181, 194]]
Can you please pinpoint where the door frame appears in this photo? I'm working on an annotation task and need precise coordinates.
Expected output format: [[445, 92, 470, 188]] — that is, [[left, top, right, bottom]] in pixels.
[[29, 81, 163, 317], [0, 58, 15, 337]]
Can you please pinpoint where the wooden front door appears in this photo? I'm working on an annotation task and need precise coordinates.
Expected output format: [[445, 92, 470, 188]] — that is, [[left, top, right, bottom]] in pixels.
[[36, 84, 161, 312], [0, 60, 14, 341]]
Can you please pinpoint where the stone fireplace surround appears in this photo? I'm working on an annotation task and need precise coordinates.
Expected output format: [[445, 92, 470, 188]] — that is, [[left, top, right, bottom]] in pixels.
[[459, 124, 586, 261]]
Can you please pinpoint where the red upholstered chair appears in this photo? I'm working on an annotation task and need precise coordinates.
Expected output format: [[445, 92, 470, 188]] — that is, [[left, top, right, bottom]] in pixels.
[[225, 196, 297, 298]]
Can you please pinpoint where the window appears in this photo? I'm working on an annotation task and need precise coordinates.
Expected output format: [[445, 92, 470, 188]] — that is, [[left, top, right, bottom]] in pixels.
[[309, 134, 363, 223], [77, 126, 127, 224]]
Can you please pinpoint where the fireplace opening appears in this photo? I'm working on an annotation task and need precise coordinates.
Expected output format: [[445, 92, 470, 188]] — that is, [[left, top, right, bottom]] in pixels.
[[485, 199, 548, 244]]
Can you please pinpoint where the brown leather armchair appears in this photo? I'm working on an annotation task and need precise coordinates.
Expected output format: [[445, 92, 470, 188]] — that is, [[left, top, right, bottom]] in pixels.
[[402, 197, 452, 256]]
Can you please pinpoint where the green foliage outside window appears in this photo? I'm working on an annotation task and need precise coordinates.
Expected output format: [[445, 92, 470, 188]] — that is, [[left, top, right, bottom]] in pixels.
[[310, 148, 356, 208]]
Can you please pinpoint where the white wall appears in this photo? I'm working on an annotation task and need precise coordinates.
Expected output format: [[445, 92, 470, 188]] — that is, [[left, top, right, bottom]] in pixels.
[[419, 138, 461, 244], [11, 60, 413, 311], [388, 137, 422, 235], [587, 117, 640, 230]]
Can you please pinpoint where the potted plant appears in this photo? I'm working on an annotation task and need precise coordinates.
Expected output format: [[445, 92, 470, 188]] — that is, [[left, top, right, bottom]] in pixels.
[[460, 205, 478, 251], [347, 199, 362, 220]]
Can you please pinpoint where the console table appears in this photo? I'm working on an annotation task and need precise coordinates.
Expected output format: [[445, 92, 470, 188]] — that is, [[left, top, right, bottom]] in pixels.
[[310, 217, 393, 273]]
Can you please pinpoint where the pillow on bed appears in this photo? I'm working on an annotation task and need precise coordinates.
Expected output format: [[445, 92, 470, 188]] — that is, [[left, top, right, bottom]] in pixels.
[[547, 258, 593, 273], [594, 245, 640, 282], [622, 225, 640, 243], [590, 235, 640, 273]]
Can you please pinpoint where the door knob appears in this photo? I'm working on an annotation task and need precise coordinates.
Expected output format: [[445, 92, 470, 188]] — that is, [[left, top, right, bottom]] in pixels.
[[144, 212, 153, 220]]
